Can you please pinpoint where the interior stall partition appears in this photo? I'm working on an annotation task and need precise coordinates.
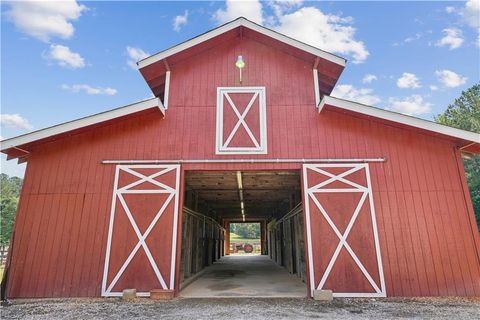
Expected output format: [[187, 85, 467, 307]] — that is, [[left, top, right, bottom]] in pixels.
[[180, 207, 226, 286], [267, 204, 307, 283]]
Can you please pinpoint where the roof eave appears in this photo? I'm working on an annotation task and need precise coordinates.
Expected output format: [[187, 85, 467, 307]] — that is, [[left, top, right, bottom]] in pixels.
[[319, 95, 480, 149], [0, 97, 165, 154], [137, 17, 347, 70]]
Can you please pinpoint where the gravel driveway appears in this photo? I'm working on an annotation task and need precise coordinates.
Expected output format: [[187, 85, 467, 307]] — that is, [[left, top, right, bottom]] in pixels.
[[1, 297, 479, 320]]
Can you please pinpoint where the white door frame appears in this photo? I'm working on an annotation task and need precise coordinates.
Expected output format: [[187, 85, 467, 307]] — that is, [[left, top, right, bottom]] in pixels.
[[101, 164, 181, 297], [302, 163, 386, 298]]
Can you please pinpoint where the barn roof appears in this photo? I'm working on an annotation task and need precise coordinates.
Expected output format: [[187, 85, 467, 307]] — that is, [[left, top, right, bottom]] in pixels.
[[0, 97, 165, 163], [138, 17, 347, 97], [319, 95, 480, 154]]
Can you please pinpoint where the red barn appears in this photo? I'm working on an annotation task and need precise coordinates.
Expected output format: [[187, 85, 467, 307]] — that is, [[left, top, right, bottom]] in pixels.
[[1, 18, 479, 299]]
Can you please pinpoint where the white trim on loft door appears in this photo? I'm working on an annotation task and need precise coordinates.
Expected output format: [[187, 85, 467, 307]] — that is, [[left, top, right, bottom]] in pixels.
[[216, 86, 267, 155]]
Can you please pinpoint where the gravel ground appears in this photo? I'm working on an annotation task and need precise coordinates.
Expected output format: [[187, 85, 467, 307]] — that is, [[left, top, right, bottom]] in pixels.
[[1, 297, 479, 320]]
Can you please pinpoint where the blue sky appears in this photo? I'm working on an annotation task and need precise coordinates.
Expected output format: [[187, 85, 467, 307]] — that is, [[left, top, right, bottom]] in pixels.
[[1, 0, 479, 177]]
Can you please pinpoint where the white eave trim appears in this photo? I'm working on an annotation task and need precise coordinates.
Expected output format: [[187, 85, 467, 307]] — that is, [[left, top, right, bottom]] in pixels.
[[319, 95, 480, 144], [138, 17, 346, 69], [0, 97, 164, 151]]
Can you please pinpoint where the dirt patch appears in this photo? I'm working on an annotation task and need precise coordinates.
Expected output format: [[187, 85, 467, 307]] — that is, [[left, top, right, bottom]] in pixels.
[[1, 297, 479, 320]]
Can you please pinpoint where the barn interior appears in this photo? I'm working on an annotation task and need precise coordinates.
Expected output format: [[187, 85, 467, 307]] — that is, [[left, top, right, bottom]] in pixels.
[[179, 170, 307, 297]]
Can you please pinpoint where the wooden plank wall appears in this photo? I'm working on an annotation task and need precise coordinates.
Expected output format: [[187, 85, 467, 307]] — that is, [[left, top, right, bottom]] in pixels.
[[267, 220, 276, 261], [179, 207, 225, 285], [293, 213, 307, 283], [5, 35, 480, 297], [268, 205, 306, 283]]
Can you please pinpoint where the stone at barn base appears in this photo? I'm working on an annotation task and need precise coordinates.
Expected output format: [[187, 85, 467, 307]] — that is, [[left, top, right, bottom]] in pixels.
[[122, 289, 137, 300], [150, 289, 174, 300], [313, 289, 333, 301]]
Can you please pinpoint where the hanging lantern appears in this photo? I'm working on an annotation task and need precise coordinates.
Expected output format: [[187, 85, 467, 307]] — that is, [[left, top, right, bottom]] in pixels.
[[236, 55, 245, 83]]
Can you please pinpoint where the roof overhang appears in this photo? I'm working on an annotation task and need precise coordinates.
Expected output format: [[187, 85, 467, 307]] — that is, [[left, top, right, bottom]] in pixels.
[[138, 17, 346, 97], [1, 97, 165, 162], [319, 95, 480, 154], [138, 17, 346, 69]]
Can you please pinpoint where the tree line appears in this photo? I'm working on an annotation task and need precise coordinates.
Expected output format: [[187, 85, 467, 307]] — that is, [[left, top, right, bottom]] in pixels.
[[0, 173, 22, 246], [230, 223, 261, 239]]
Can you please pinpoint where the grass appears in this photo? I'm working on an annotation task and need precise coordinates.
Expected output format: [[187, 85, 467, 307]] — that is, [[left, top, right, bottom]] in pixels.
[[0, 265, 4, 279]]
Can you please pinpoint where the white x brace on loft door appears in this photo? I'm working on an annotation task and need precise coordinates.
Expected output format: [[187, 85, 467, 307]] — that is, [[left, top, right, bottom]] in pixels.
[[216, 87, 267, 154]]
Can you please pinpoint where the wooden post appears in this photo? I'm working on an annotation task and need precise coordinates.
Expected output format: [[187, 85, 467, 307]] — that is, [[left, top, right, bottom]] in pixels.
[[193, 191, 199, 211], [260, 220, 267, 255], [224, 220, 230, 255]]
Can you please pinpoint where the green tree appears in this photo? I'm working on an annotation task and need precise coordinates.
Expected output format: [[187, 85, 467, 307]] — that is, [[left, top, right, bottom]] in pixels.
[[435, 83, 480, 227], [230, 223, 260, 239], [0, 174, 23, 246]]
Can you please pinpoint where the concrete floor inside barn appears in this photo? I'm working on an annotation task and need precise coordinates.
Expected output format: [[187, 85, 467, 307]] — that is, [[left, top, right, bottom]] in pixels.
[[180, 255, 307, 298]]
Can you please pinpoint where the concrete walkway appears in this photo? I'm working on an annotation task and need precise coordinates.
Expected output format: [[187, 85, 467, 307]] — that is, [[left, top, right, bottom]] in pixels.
[[180, 255, 307, 298]]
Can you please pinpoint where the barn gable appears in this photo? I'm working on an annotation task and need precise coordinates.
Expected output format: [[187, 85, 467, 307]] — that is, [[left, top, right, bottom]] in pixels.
[[138, 17, 346, 99]]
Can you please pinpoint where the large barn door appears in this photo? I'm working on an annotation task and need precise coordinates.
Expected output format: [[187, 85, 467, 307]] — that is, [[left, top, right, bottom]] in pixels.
[[302, 163, 386, 298], [102, 165, 181, 297]]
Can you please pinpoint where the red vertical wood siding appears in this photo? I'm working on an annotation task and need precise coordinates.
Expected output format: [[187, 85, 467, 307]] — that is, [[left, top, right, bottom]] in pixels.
[[304, 165, 383, 295], [6, 37, 480, 298], [102, 166, 178, 295]]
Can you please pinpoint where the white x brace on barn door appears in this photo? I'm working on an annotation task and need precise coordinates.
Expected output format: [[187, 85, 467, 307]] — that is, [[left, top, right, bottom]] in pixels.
[[302, 163, 386, 298], [102, 165, 181, 297]]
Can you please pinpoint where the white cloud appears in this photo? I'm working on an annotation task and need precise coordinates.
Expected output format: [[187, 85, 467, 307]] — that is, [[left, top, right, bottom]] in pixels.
[[274, 7, 369, 63], [393, 31, 432, 47], [460, 0, 480, 28], [429, 85, 439, 91], [404, 32, 422, 43], [445, 6, 456, 14], [397, 72, 421, 89], [126, 46, 149, 69], [45, 44, 85, 68], [387, 95, 432, 115], [173, 10, 189, 32], [445, 1, 479, 28], [61, 84, 117, 96], [213, 1, 369, 63], [6, 0, 87, 42], [0, 114, 33, 130], [436, 28, 464, 49], [268, 0, 304, 16], [445, 0, 479, 45], [435, 69, 468, 88], [331, 84, 381, 105], [362, 74, 377, 84], [214, 0, 264, 25]]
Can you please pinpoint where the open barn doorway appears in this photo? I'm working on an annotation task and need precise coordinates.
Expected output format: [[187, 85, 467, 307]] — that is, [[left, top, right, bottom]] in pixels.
[[179, 170, 307, 298], [229, 222, 261, 255]]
